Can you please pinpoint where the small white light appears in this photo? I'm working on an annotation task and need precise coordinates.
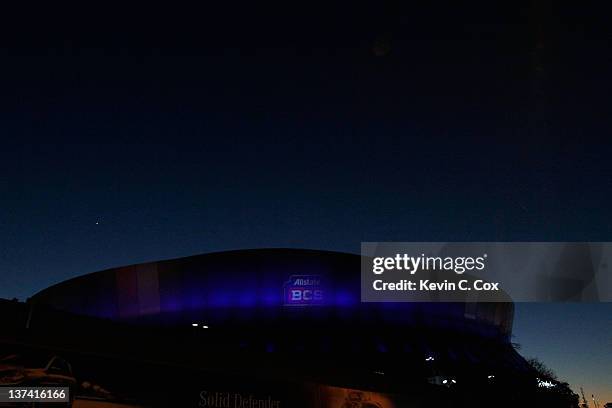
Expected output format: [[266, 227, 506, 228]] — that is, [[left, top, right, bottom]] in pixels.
[[488, 375, 495, 379], [442, 380, 448, 384], [537, 378, 556, 388], [451, 379, 456, 384], [192, 323, 198, 327], [425, 356, 435, 361], [202, 325, 209, 329]]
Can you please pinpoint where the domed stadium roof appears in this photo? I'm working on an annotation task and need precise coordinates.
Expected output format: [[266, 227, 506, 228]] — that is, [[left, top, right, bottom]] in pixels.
[[32, 249, 514, 340]]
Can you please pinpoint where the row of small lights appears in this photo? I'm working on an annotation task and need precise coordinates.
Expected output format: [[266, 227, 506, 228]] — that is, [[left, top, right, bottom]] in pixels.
[[192, 323, 209, 328], [427, 356, 496, 383], [179, 338, 549, 388]]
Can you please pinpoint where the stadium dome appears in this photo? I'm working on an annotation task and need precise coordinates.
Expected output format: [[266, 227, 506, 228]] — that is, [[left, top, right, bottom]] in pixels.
[[30, 249, 525, 368]]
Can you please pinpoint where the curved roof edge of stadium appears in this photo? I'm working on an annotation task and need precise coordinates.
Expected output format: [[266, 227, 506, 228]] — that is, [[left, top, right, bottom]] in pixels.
[[31, 248, 515, 341]]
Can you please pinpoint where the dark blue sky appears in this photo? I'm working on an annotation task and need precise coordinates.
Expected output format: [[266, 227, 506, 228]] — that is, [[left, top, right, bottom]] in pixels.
[[1, 1, 611, 402]]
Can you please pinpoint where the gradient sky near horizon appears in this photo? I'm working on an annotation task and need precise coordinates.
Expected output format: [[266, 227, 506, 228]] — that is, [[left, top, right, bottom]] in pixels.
[[2, 1, 611, 402], [513, 303, 612, 404]]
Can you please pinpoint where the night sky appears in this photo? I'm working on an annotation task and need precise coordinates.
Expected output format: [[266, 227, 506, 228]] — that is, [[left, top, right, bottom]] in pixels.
[[1, 1, 611, 402]]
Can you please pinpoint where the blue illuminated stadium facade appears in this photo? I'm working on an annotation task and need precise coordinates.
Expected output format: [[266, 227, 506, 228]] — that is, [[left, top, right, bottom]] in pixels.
[[31, 249, 525, 368]]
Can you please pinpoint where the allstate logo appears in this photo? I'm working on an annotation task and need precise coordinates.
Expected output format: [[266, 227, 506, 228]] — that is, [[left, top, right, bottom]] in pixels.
[[283, 275, 325, 306]]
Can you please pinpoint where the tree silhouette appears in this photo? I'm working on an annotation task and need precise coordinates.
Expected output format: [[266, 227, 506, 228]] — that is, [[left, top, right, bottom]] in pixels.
[[527, 357, 558, 380]]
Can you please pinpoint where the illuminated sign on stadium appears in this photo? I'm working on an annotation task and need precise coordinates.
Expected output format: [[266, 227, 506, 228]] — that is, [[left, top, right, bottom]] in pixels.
[[283, 275, 325, 306]]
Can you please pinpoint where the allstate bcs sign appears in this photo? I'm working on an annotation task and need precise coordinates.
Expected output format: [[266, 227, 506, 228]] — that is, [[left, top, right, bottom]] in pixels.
[[284, 275, 325, 306]]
